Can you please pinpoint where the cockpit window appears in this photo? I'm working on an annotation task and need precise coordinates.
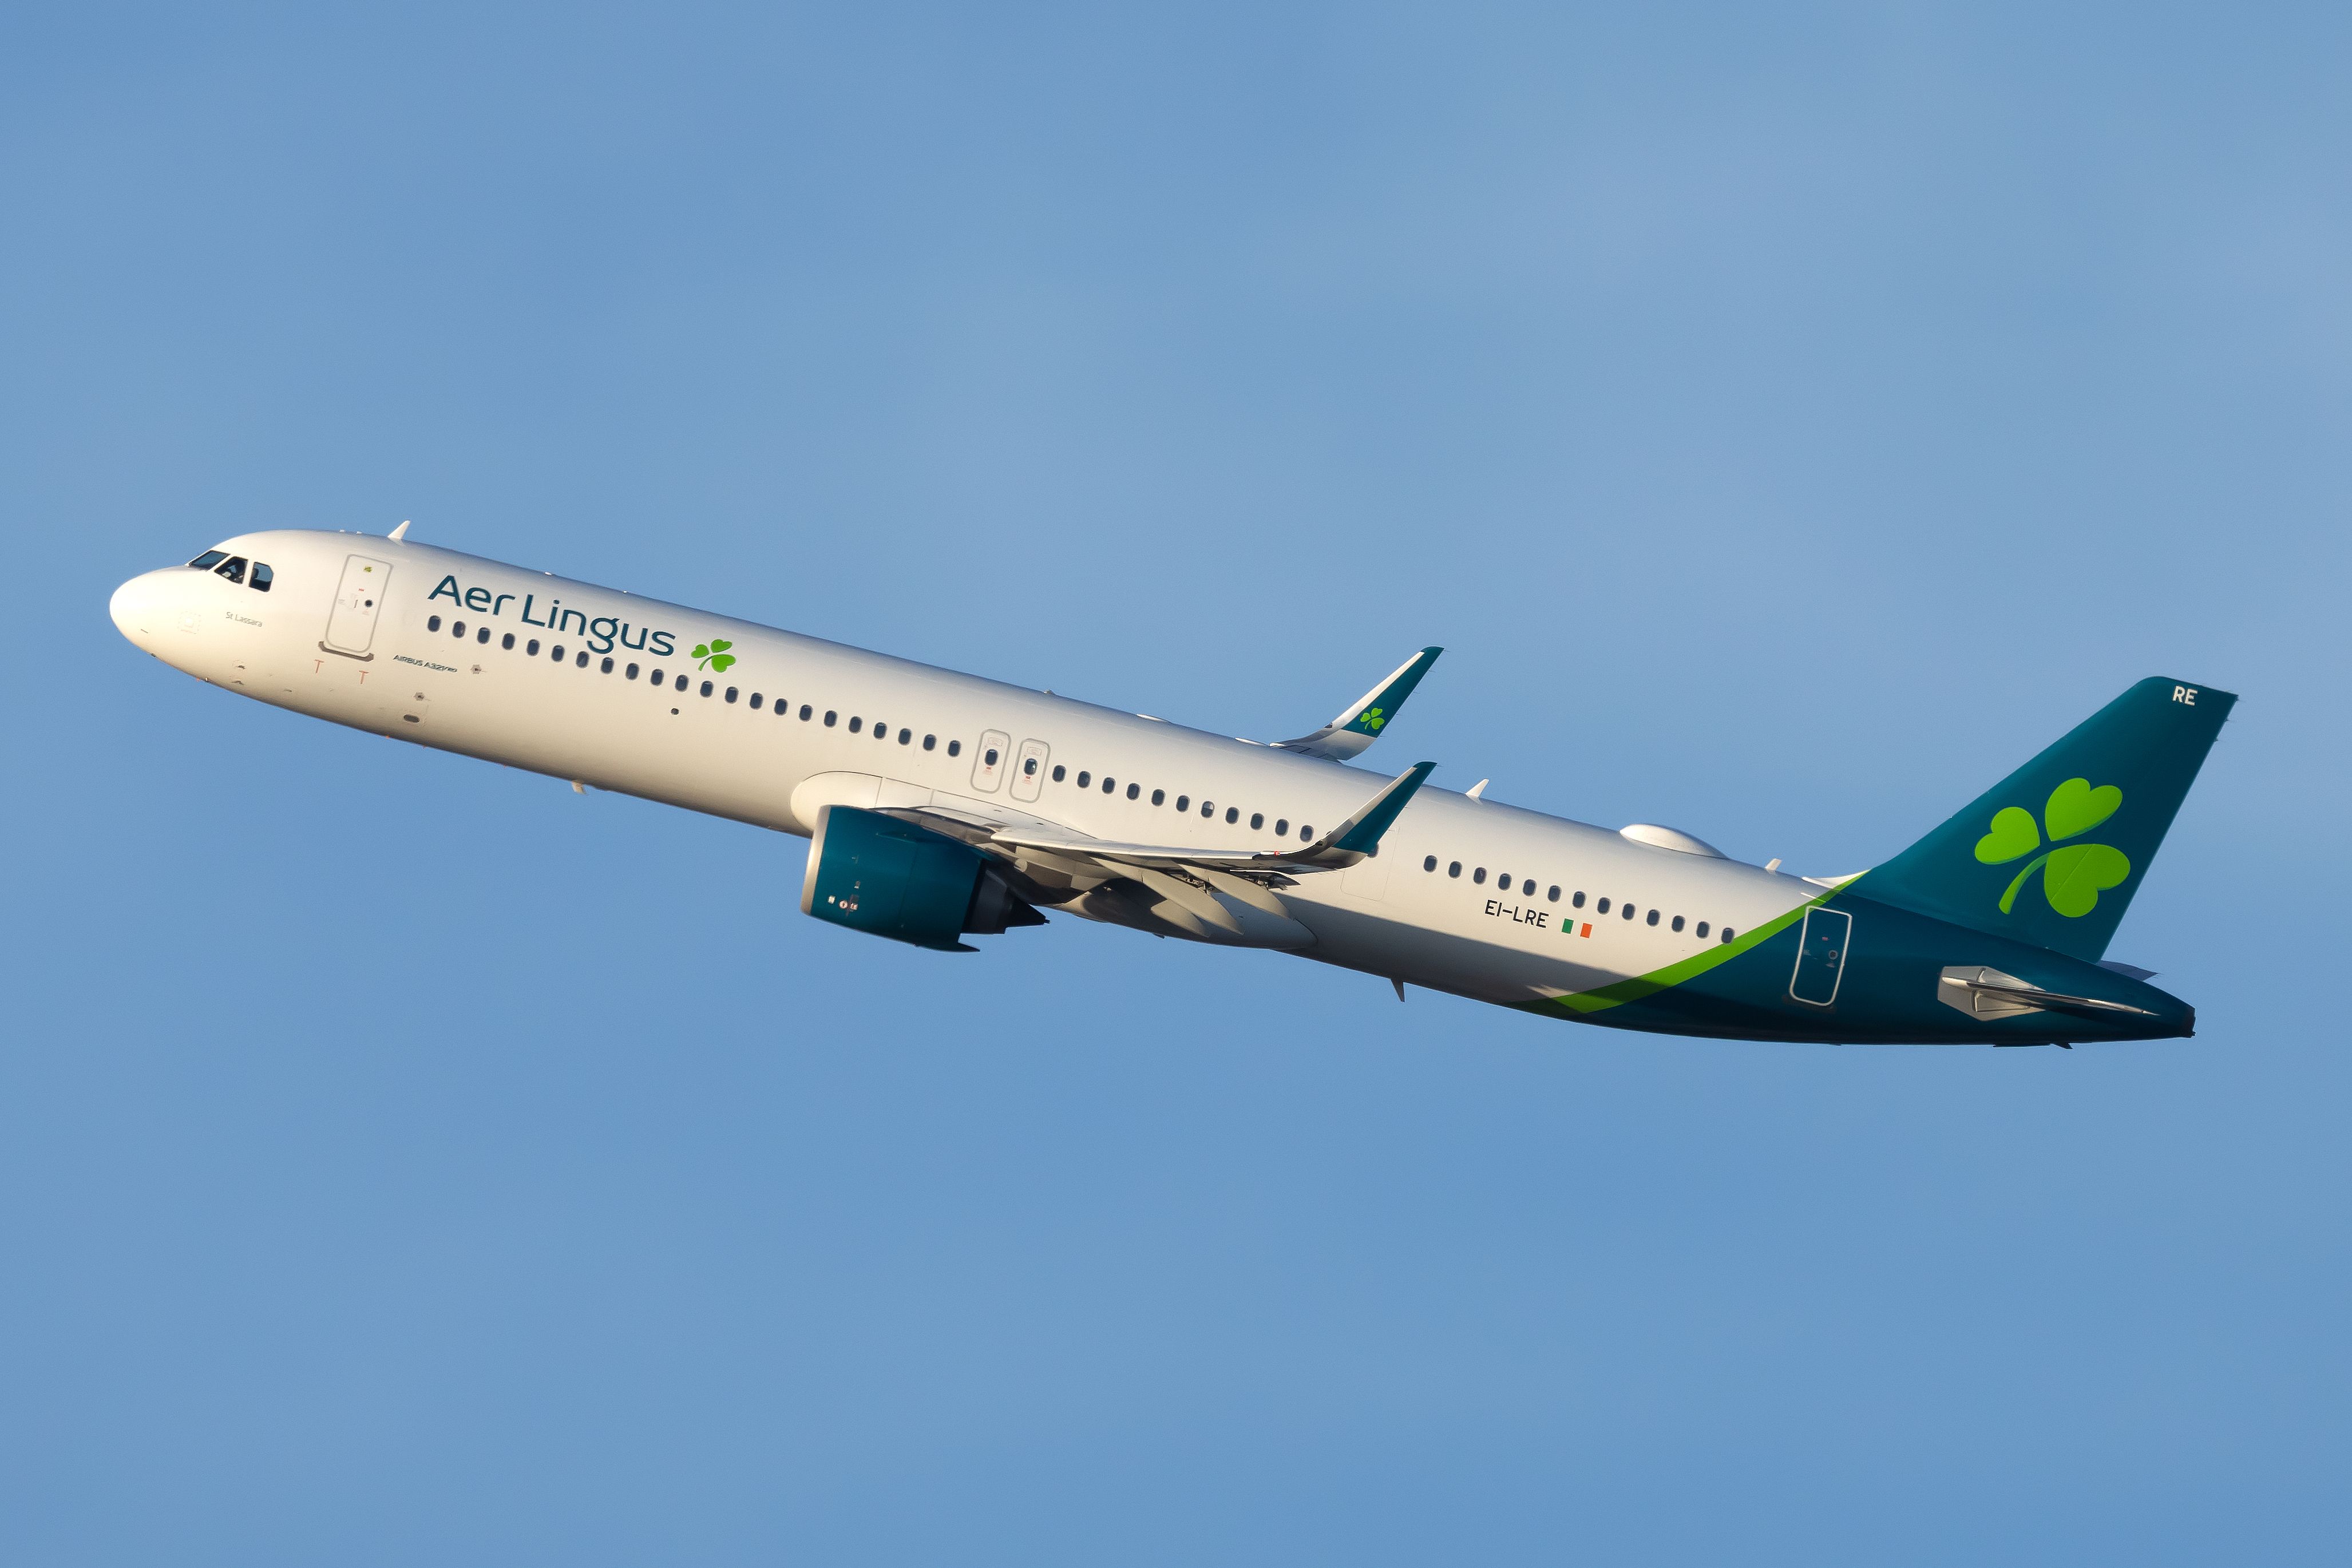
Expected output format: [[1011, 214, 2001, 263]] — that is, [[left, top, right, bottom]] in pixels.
[[250, 563, 272, 592], [214, 556, 247, 585], [189, 550, 228, 570]]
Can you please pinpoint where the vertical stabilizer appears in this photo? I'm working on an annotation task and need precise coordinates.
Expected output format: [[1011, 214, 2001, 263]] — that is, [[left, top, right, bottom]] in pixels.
[[1860, 678, 2235, 961]]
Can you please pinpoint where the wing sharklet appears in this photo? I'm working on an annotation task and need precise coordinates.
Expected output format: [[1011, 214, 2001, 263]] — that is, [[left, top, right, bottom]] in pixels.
[[1274, 647, 1442, 761]]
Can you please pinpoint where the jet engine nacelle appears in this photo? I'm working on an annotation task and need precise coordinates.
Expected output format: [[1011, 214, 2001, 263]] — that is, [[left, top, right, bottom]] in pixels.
[[800, 806, 1044, 951]]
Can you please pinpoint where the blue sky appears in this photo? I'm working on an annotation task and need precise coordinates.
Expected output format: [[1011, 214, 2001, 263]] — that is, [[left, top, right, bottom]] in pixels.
[[4, 3, 2347, 1562]]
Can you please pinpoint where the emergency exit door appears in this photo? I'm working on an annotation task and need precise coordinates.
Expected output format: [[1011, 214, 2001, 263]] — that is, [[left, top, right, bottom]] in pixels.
[[1009, 738, 1051, 802], [323, 555, 392, 656], [969, 730, 1012, 793], [1788, 908, 1852, 1007]]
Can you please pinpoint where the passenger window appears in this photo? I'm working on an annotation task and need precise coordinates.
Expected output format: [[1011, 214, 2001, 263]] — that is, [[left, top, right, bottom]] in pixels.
[[601, 656, 613, 672], [189, 551, 228, 569], [1102, 778, 1115, 794], [577, 652, 589, 667], [1448, 861, 1462, 877], [428, 616, 442, 632], [1622, 904, 1637, 920], [984, 747, 1000, 766], [674, 674, 686, 690], [1052, 765, 1066, 782], [215, 557, 247, 584], [899, 728, 912, 745], [1274, 818, 1287, 835], [751, 694, 763, 709], [824, 710, 836, 726], [922, 734, 935, 750], [1720, 928, 1736, 944], [452, 620, 466, 637], [1127, 783, 1139, 799], [552, 644, 565, 660], [1547, 885, 1560, 902], [1646, 909, 1660, 926], [1250, 813, 1264, 830], [849, 716, 862, 733], [1671, 915, 1684, 932], [1076, 771, 1090, 788], [1595, 897, 1610, 914], [724, 686, 738, 703], [1202, 801, 1214, 818], [701, 680, 714, 696], [1424, 856, 1437, 872], [529, 639, 541, 656], [1498, 872, 1511, 889], [948, 740, 961, 756], [1224, 806, 1238, 823], [1696, 921, 1710, 938], [1300, 825, 1312, 840], [1023, 758, 1038, 776], [506, 634, 518, 651], [870, 719, 884, 737], [1175, 795, 1189, 812], [1474, 868, 1486, 884], [251, 563, 273, 592], [801, 705, 813, 720], [1151, 789, 1165, 806]]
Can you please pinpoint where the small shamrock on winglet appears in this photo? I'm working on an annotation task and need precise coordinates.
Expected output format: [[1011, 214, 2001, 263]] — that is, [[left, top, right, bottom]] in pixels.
[[692, 638, 735, 673], [1356, 706, 1387, 732], [1973, 777, 2132, 918]]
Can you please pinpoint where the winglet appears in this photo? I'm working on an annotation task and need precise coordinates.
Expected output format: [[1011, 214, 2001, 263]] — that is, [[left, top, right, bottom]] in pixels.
[[1318, 761, 1436, 860], [1274, 647, 1442, 761]]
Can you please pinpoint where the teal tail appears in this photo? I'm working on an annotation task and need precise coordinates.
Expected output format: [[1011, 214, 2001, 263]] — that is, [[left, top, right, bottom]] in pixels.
[[1861, 678, 2236, 961]]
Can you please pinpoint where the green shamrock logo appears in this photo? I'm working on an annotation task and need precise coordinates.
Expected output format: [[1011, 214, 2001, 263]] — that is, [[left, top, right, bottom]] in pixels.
[[1357, 706, 1387, 732], [1973, 777, 2131, 918], [692, 638, 735, 673]]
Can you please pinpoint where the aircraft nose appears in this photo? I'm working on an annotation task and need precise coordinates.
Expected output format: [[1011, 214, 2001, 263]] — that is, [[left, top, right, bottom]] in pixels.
[[110, 568, 182, 648]]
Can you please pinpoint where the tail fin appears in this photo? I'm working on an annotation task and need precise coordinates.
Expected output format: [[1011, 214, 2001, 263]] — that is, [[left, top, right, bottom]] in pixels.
[[1861, 678, 2236, 961]]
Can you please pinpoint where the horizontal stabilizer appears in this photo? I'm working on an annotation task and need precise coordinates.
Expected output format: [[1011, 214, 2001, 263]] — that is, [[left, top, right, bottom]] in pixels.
[[1274, 648, 1442, 761], [1937, 966, 2156, 1020]]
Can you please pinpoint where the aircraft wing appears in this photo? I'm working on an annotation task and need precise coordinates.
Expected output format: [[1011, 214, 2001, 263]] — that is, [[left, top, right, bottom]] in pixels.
[[984, 761, 1436, 876], [1272, 647, 1442, 761], [899, 762, 1434, 937]]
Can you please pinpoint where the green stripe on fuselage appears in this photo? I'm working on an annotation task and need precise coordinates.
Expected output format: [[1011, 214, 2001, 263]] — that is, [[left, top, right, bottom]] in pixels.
[[1543, 884, 1843, 1015]]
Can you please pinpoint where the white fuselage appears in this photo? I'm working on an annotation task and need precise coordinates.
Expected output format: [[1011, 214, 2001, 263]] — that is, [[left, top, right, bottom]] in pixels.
[[112, 529, 1816, 1015]]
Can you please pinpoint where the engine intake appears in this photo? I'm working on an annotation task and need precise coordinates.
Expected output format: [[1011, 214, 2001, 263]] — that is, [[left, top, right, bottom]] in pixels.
[[800, 806, 1043, 951]]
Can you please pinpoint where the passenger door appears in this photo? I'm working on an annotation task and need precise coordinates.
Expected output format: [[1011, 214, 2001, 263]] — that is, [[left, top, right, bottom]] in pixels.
[[970, 730, 1012, 793], [323, 555, 392, 656], [1009, 738, 1051, 802], [1789, 908, 1852, 1006]]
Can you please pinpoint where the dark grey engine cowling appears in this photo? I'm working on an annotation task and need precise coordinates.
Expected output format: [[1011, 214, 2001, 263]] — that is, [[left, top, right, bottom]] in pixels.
[[799, 806, 1044, 951]]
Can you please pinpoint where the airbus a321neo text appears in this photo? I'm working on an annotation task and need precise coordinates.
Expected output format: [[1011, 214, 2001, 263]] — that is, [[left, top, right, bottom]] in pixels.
[[112, 526, 2235, 1046]]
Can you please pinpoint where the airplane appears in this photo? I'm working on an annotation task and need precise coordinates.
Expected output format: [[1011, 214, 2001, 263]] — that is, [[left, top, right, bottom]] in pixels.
[[110, 525, 2234, 1046]]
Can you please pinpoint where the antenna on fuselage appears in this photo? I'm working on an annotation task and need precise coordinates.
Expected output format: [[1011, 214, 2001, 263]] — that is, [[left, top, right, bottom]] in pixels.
[[389, 520, 411, 542]]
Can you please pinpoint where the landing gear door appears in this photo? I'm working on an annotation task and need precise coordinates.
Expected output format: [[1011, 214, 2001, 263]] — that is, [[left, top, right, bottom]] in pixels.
[[1789, 907, 1852, 1007], [970, 730, 1012, 793], [1009, 738, 1051, 802], [324, 555, 392, 657]]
